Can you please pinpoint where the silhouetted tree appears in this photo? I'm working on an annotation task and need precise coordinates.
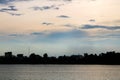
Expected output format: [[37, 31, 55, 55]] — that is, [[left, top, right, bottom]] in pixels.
[[43, 53, 48, 58]]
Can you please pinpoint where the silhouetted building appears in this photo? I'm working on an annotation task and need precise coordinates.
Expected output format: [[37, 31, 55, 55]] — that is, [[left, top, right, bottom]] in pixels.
[[0, 51, 119, 64], [5, 52, 12, 57], [17, 54, 23, 58]]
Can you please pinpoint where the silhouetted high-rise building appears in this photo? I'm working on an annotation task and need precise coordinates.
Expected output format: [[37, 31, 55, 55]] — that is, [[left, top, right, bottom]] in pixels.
[[5, 52, 12, 57]]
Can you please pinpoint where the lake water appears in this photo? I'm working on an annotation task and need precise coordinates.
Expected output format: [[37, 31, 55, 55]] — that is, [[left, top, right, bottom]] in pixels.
[[0, 65, 120, 80]]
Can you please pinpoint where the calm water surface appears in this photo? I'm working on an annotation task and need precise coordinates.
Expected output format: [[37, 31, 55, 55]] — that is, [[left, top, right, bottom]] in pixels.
[[0, 65, 120, 80]]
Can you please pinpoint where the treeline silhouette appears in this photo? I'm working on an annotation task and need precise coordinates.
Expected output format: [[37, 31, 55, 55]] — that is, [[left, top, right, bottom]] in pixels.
[[0, 51, 120, 64]]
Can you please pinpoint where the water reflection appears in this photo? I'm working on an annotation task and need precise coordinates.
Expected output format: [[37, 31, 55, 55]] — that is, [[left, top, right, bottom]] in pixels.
[[0, 65, 119, 80]]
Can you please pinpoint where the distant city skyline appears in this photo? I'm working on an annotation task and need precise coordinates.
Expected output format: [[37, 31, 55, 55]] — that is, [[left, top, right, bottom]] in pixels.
[[1, 51, 120, 64], [0, 0, 120, 56]]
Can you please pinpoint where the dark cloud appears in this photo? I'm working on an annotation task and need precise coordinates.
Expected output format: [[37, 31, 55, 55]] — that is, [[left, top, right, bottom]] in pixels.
[[0, 6, 22, 16], [0, 0, 70, 5], [0, 0, 14, 4], [57, 15, 70, 18], [8, 34, 24, 37], [42, 22, 53, 26], [0, 11, 22, 16], [63, 24, 76, 28], [89, 19, 96, 22], [81, 24, 120, 30], [31, 5, 60, 11], [48, 0, 72, 2], [0, 6, 17, 12], [0, 0, 32, 5], [31, 32, 44, 36]]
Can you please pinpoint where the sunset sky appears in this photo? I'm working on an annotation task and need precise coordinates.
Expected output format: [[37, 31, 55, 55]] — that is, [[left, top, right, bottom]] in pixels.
[[0, 0, 120, 56]]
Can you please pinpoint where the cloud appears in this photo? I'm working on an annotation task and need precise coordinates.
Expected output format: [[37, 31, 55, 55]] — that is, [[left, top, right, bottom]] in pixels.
[[31, 5, 60, 11], [89, 19, 96, 22], [57, 15, 70, 18], [32, 29, 87, 38], [48, 29, 86, 38], [0, 0, 71, 5], [9, 13, 22, 16], [63, 24, 75, 27], [3, 11, 22, 16], [81, 24, 120, 30], [0, 0, 32, 5], [30, 29, 87, 43], [0, 6, 18, 12], [61, 0, 72, 1], [48, 0, 72, 2], [0, 6, 22, 16], [31, 32, 45, 36], [42, 22, 53, 26], [0, 0, 13, 4], [8, 34, 23, 37]]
